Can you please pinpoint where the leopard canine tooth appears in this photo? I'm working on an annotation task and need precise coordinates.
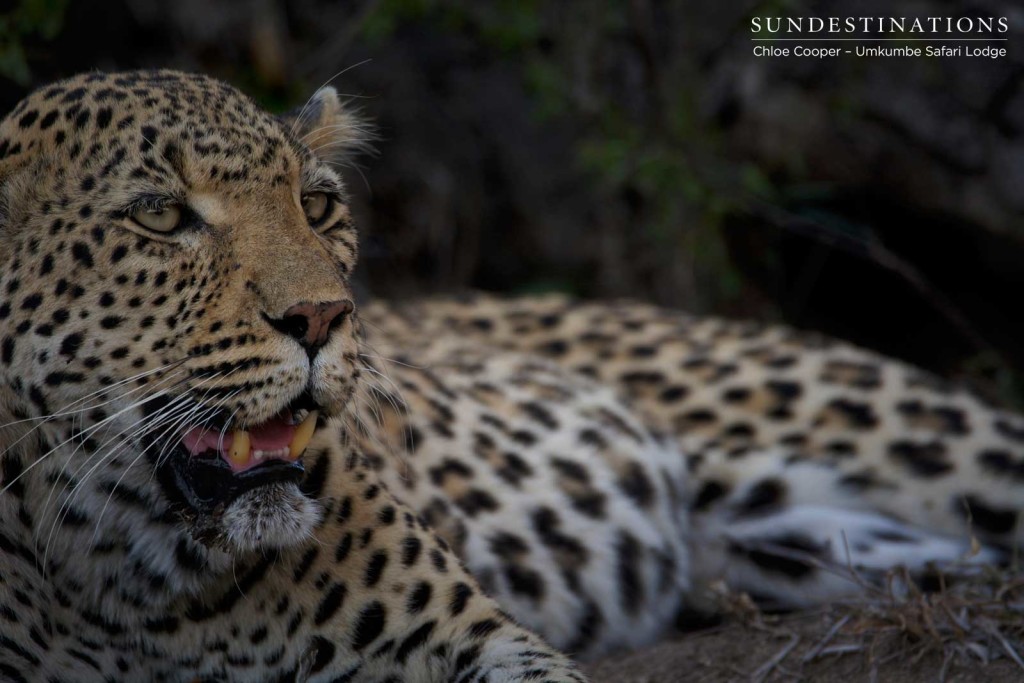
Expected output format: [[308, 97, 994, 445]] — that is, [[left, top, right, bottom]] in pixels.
[[288, 410, 319, 458], [229, 430, 251, 465]]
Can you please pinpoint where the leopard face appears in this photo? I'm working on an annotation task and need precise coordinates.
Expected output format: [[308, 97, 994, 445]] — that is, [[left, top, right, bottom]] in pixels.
[[0, 70, 365, 557]]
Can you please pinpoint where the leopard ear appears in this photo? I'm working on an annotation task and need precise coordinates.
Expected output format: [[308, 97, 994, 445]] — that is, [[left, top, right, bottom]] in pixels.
[[279, 86, 373, 165]]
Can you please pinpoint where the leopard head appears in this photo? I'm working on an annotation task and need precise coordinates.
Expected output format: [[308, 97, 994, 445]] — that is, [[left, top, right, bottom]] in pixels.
[[0, 70, 368, 564]]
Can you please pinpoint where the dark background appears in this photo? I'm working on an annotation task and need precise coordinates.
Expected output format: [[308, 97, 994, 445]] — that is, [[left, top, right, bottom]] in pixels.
[[3, 0, 1024, 406]]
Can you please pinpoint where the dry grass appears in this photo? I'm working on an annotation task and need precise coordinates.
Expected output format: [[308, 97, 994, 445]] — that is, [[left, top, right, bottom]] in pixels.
[[830, 568, 1024, 679], [714, 566, 1024, 682]]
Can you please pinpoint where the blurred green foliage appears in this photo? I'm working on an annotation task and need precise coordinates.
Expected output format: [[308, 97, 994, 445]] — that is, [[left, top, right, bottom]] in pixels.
[[362, 0, 751, 309], [0, 0, 68, 85]]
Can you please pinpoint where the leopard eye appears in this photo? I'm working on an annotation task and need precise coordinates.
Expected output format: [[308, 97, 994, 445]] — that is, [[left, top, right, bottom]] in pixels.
[[132, 205, 182, 232], [301, 192, 330, 224]]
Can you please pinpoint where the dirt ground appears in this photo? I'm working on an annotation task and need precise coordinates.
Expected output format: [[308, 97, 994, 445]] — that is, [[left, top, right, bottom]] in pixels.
[[585, 611, 1022, 683]]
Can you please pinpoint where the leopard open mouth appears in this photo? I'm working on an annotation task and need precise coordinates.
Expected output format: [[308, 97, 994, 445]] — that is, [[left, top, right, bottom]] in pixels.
[[153, 390, 323, 513]]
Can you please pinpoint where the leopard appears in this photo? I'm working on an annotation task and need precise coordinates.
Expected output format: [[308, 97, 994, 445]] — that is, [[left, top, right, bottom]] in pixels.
[[0, 69, 1021, 681]]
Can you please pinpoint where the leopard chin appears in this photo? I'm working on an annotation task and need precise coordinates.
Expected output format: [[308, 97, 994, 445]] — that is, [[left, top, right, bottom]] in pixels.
[[173, 479, 324, 555], [219, 481, 323, 554]]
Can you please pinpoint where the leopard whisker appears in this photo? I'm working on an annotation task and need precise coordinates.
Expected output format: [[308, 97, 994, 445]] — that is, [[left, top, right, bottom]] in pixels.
[[288, 59, 372, 138], [92, 388, 243, 546], [0, 359, 189, 461], [0, 358, 189, 428], [152, 385, 242, 471], [43, 371, 233, 564], [34, 369, 196, 506], [39, 392, 201, 568], [3, 369, 193, 497]]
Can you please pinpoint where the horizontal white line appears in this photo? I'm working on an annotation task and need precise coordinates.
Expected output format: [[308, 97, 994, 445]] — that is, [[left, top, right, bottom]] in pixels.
[[751, 38, 1008, 41]]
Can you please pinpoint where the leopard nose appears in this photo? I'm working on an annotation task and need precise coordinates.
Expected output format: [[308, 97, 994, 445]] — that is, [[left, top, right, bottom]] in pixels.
[[265, 299, 354, 353]]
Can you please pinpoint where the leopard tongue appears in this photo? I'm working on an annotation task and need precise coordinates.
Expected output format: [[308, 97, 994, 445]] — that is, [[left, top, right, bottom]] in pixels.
[[181, 411, 318, 473]]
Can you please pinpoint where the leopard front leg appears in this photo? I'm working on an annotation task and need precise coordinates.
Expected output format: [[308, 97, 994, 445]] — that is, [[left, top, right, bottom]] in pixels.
[[180, 444, 585, 683]]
